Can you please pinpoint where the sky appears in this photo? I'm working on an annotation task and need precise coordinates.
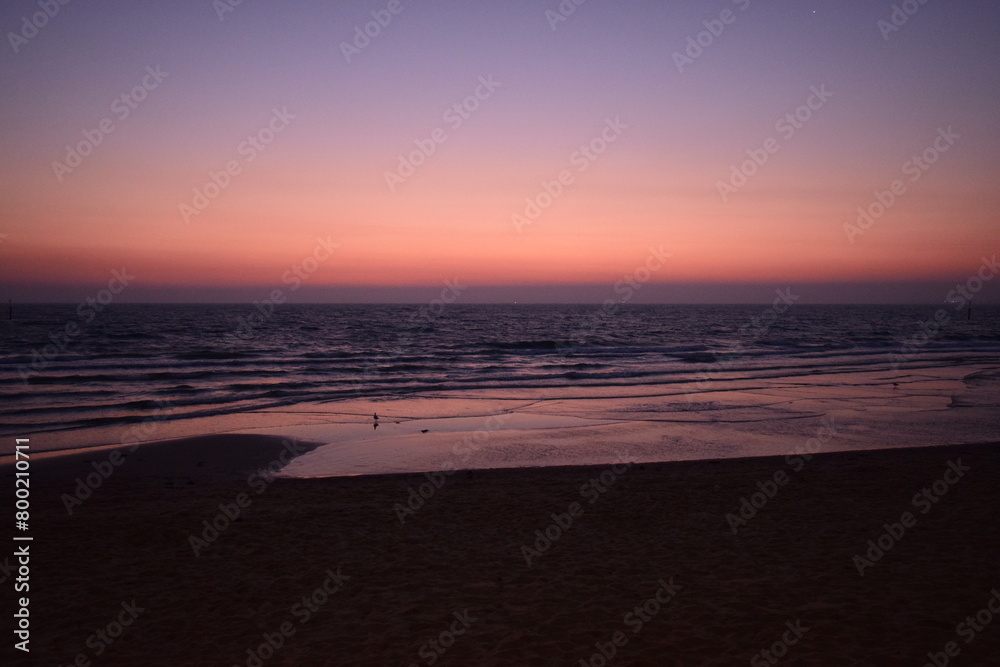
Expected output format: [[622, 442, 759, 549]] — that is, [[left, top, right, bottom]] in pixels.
[[1, 0, 998, 303]]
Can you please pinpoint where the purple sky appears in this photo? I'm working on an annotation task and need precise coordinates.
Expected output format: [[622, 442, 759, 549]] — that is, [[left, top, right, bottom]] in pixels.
[[1, 0, 998, 303]]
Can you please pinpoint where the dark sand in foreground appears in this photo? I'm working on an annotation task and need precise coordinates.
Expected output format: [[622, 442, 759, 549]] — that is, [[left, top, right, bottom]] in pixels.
[[5, 436, 1000, 666]]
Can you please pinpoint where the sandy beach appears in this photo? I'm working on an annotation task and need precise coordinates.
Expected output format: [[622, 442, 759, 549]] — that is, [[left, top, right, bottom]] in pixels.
[[5, 434, 1000, 666]]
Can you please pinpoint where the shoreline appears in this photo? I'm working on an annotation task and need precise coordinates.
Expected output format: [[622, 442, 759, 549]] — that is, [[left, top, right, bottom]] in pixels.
[[6, 427, 999, 482], [7, 355, 1000, 460]]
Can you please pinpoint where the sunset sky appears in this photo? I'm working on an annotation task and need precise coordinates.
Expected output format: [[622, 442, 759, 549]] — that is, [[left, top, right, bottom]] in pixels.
[[1, 0, 998, 303]]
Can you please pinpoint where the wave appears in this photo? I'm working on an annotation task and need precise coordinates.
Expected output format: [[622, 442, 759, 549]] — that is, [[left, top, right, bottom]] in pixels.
[[176, 350, 257, 360], [3, 303, 1000, 440]]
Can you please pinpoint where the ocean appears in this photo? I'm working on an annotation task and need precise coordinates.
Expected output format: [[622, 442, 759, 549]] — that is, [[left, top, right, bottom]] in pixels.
[[2, 303, 999, 461]]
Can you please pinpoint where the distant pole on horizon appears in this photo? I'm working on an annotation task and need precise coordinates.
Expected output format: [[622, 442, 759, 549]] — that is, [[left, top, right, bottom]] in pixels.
[[7, 299, 10, 320]]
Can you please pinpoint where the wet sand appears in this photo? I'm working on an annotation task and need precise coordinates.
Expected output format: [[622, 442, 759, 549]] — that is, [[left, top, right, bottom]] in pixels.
[[4, 434, 1000, 665]]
